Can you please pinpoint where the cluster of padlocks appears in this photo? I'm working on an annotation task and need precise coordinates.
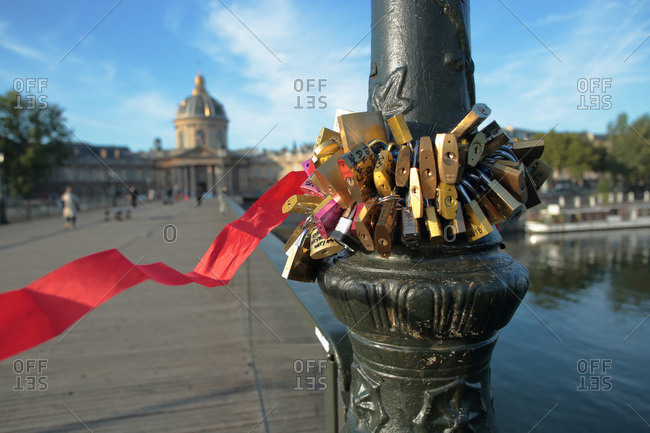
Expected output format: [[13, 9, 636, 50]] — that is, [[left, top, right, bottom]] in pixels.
[[281, 103, 551, 282]]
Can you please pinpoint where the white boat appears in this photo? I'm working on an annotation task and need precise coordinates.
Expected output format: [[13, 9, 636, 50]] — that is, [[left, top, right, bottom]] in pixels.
[[525, 202, 650, 233]]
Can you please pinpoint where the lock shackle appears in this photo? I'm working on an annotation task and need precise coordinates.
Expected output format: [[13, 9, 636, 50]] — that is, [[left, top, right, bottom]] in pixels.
[[457, 183, 471, 204], [495, 146, 518, 162], [477, 169, 493, 186], [467, 172, 485, 192], [460, 179, 480, 199], [368, 138, 388, 154]]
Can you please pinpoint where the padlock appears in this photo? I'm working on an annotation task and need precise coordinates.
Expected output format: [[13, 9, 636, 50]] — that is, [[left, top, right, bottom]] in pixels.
[[512, 139, 545, 164], [457, 183, 493, 242], [374, 198, 399, 259], [527, 159, 552, 189], [282, 194, 323, 214], [477, 171, 526, 221], [315, 127, 341, 147], [481, 121, 510, 156], [302, 158, 316, 176], [282, 232, 318, 282], [313, 149, 355, 208], [435, 133, 459, 184], [338, 111, 388, 153], [355, 197, 380, 251], [435, 182, 458, 220], [374, 148, 396, 197], [424, 202, 444, 244], [418, 136, 437, 199], [386, 113, 413, 146], [300, 178, 325, 197], [338, 143, 377, 203], [466, 131, 486, 167], [312, 138, 341, 168], [492, 161, 528, 204], [450, 204, 466, 236], [284, 225, 309, 252], [408, 167, 424, 218], [368, 138, 389, 154], [330, 205, 361, 252], [467, 173, 506, 225], [523, 169, 542, 209], [332, 108, 355, 132], [395, 144, 412, 187], [450, 103, 491, 140], [313, 195, 344, 238], [309, 227, 344, 259], [401, 207, 421, 247]]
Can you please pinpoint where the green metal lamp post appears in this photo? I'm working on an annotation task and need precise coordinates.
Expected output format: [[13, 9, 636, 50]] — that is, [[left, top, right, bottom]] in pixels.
[[317, 1, 530, 431]]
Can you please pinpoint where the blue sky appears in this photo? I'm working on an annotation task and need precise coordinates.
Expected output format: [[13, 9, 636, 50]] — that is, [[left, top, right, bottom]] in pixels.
[[0, 0, 648, 151]]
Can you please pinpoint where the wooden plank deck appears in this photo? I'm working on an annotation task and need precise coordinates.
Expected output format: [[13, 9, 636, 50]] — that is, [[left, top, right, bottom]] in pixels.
[[0, 199, 327, 432]]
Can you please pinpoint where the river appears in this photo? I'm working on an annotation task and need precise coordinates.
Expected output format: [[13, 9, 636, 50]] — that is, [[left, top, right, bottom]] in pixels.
[[492, 228, 650, 432]]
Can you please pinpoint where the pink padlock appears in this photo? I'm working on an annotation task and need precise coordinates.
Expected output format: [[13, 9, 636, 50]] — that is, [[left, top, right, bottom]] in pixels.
[[313, 196, 343, 239], [300, 178, 324, 197], [302, 158, 316, 176]]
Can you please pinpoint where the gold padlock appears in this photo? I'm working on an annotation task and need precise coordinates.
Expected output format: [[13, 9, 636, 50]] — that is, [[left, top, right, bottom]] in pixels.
[[458, 183, 493, 242], [395, 144, 412, 187], [309, 227, 344, 259], [313, 149, 355, 208], [338, 111, 388, 153], [374, 149, 395, 197], [466, 175, 507, 225], [450, 205, 466, 236], [355, 197, 380, 251], [435, 182, 458, 220], [315, 127, 341, 147], [435, 133, 459, 184], [386, 113, 413, 146], [409, 167, 424, 218], [477, 171, 526, 221], [284, 225, 308, 252], [338, 143, 377, 203], [527, 159, 552, 189], [424, 204, 445, 244], [466, 132, 486, 167], [374, 198, 398, 259], [450, 103, 491, 140], [512, 139, 545, 164], [282, 194, 323, 214], [481, 121, 510, 157], [492, 161, 527, 204], [282, 232, 318, 282], [312, 138, 341, 167], [418, 136, 437, 199]]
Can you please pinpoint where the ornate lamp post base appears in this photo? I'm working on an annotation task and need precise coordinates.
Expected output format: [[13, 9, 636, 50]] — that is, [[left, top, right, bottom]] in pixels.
[[319, 239, 529, 432]]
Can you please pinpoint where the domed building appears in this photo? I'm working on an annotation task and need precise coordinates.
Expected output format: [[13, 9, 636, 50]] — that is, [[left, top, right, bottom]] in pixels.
[[153, 74, 232, 198], [174, 74, 228, 151]]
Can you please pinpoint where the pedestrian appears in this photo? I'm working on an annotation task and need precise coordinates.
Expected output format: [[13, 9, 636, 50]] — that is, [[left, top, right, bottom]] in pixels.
[[60, 186, 80, 230], [129, 185, 138, 208]]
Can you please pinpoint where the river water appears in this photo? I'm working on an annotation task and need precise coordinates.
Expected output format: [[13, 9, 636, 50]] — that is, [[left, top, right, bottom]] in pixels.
[[492, 228, 650, 432]]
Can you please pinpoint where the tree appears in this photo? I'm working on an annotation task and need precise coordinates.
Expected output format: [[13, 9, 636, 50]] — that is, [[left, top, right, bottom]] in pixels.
[[0, 90, 70, 198], [607, 113, 650, 188], [533, 130, 601, 183]]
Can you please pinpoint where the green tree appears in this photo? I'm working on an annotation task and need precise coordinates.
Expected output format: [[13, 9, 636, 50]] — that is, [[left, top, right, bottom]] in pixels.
[[607, 113, 650, 187], [0, 90, 70, 198], [533, 130, 601, 183]]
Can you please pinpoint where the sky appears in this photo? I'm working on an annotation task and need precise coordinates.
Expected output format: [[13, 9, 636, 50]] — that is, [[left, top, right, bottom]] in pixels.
[[0, 0, 648, 152]]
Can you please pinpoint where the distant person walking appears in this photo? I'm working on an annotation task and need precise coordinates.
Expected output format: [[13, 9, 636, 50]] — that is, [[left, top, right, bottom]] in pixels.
[[129, 186, 138, 208], [61, 186, 80, 230]]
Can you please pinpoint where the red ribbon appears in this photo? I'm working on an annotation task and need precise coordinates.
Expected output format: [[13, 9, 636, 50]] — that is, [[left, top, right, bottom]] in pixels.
[[0, 170, 307, 361]]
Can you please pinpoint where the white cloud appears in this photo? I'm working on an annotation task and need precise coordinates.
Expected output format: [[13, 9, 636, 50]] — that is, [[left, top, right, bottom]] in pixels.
[[0, 22, 46, 62], [476, 0, 650, 134], [193, 0, 369, 149]]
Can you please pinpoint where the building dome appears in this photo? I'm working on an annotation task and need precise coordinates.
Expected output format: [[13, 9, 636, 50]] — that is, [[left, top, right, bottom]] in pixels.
[[176, 74, 227, 120]]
